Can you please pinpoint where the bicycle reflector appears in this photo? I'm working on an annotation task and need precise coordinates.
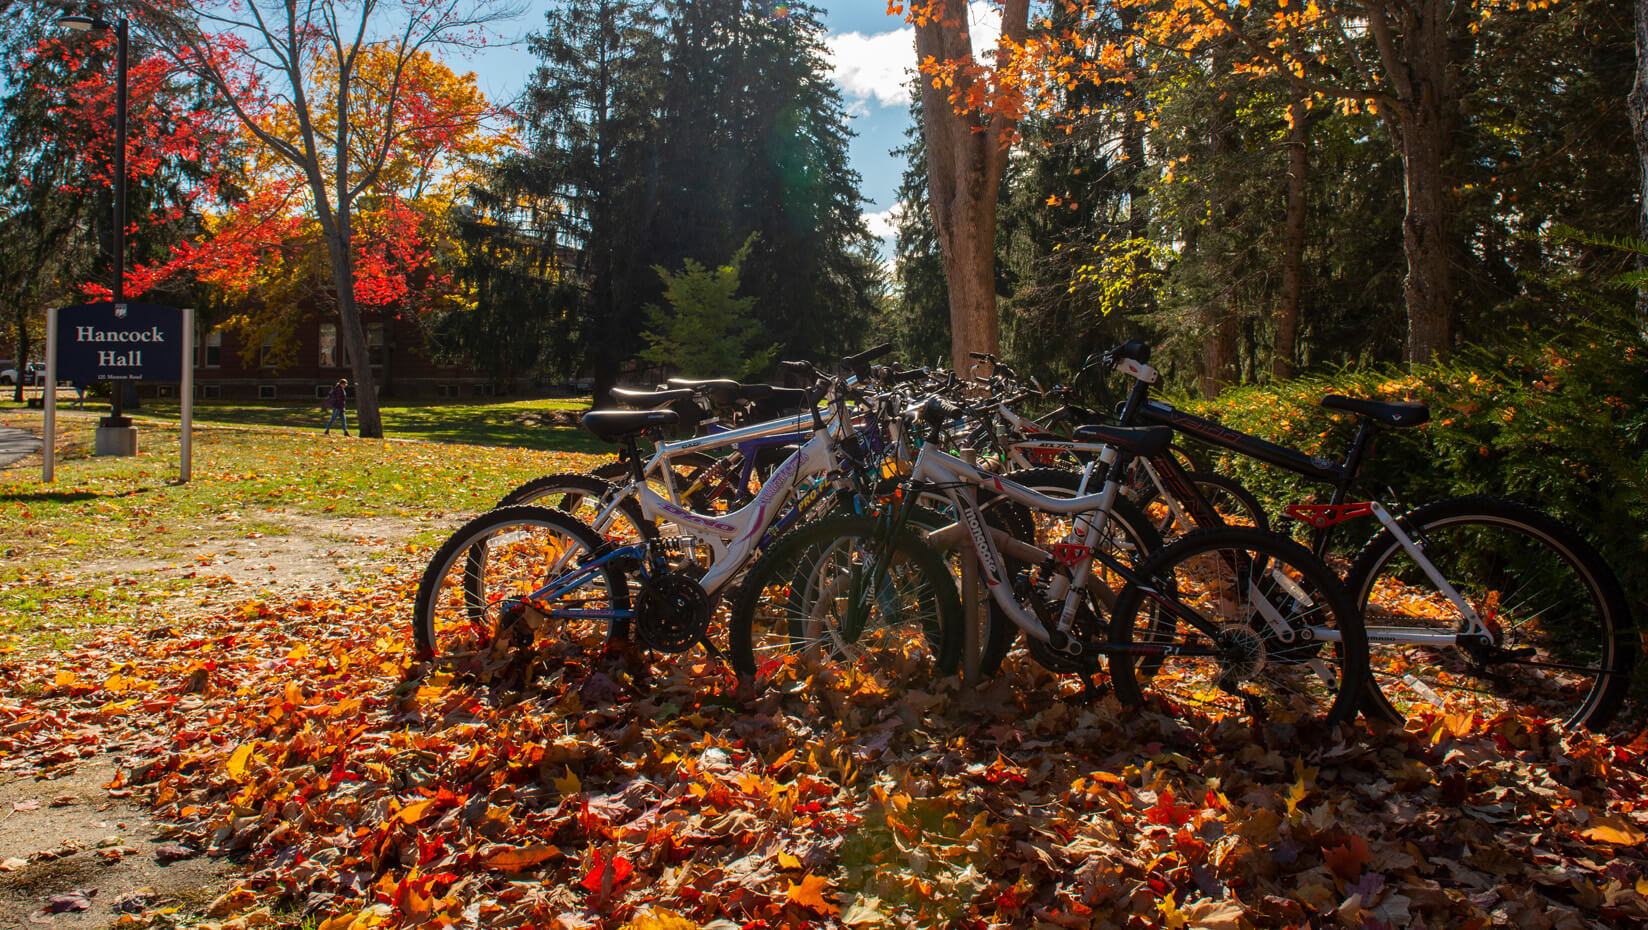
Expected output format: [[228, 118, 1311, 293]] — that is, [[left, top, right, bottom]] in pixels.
[[1282, 502, 1374, 529]]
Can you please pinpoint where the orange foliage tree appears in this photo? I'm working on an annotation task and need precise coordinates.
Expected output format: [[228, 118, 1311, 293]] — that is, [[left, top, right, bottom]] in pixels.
[[140, 0, 515, 437]]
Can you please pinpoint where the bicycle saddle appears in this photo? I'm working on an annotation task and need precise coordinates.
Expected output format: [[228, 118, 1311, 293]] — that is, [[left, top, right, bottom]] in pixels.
[[582, 409, 680, 442], [1320, 395, 1430, 428], [745, 385, 810, 415], [1071, 424, 1173, 457], [610, 386, 696, 408], [667, 378, 740, 393]]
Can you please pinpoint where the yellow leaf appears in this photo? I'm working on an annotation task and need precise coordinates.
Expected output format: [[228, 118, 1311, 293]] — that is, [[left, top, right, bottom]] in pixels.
[[777, 852, 802, 869], [618, 909, 700, 930], [54, 670, 76, 687], [1580, 815, 1646, 846], [226, 744, 254, 781], [787, 874, 839, 914], [1158, 892, 1189, 930], [553, 766, 581, 795]]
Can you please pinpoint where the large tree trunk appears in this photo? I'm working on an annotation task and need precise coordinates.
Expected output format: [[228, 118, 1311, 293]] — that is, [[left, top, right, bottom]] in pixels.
[[1370, 0, 1455, 365], [1274, 85, 1311, 381], [1632, 0, 1648, 328], [913, 0, 1028, 365]]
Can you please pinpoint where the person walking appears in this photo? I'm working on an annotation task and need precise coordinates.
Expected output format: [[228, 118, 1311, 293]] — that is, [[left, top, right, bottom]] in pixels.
[[324, 379, 350, 436]]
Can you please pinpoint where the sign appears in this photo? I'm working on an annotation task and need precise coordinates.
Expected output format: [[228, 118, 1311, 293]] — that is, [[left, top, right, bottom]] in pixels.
[[55, 302, 184, 382], [42, 305, 195, 484]]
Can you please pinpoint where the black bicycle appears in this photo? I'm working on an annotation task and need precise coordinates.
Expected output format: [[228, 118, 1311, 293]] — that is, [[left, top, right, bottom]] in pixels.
[[1096, 340, 1634, 730]]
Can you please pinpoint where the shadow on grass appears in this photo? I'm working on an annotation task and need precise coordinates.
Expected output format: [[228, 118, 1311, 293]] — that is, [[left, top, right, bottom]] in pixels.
[[1, 486, 156, 504]]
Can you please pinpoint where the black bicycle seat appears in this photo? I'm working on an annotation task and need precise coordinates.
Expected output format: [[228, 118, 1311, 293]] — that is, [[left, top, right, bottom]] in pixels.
[[667, 378, 740, 393], [1320, 395, 1430, 429], [609, 387, 696, 408], [583, 409, 680, 443], [1071, 424, 1173, 457]]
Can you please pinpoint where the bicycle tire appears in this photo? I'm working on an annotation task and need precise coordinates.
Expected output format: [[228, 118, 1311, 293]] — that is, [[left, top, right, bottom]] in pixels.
[[412, 505, 629, 669], [1346, 497, 1634, 730], [730, 514, 962, 689], [979, 468, 1162, 677], [1129, 470, 1271, 539], [492, 472, 656, 545], [1110, 527, 1369, 727]]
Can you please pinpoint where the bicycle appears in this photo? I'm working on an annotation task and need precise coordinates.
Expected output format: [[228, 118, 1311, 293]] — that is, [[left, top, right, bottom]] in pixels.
[[1099, 339, 1635, 730], [411, 357, 963, 689], [732, 397, 1371, 726]]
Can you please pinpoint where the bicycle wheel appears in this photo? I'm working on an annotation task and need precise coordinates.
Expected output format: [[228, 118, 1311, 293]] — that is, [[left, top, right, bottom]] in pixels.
[[1130, 470, 1270, 539], [412, 506, 629, 671], [1346, 497, 1633, 730], [730, 514, 962, 690], [980, 468, 1162, 676], [1110, 528, 1369, 726], [492, 472, 655, 545]]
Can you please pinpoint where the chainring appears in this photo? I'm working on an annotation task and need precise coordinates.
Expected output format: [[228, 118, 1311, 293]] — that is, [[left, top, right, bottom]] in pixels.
[[635, 571, 713, 653], [1026, 596, 1105, 674]]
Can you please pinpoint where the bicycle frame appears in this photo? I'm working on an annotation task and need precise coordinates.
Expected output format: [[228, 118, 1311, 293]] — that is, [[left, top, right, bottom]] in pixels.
[[905, 440, 1323, 657], [1110, 357, 1489, 646]]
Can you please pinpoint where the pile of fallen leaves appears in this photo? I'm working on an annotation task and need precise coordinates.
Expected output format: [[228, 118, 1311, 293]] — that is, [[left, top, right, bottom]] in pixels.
[[2, 569, 1647, 929]]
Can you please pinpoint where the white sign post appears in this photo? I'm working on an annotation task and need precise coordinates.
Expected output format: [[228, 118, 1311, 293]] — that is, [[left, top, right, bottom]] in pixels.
[[42, 307, 58, 484]]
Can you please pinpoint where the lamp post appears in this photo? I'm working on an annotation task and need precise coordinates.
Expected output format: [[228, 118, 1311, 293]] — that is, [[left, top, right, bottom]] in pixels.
[[60, 13, 136, 449]]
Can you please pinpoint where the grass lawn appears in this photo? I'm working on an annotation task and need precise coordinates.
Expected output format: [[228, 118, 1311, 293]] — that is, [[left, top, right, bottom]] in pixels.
[[0, 401, 608, 649], [0, 392, 607, 453]]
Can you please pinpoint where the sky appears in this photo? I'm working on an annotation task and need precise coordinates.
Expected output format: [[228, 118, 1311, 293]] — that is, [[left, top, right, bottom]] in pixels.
[[462, 2, 1003, 251]]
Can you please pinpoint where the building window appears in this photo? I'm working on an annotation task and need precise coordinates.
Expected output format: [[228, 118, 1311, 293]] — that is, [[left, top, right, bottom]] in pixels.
[[260, 332, 276, 369], [368, 323, 386, 366], [203, 329, 221, 368], [319, 323, 339, 368]]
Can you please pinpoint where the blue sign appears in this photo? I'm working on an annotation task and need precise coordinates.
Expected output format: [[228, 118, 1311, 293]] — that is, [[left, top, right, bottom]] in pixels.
[[56, 302, 185, 383]]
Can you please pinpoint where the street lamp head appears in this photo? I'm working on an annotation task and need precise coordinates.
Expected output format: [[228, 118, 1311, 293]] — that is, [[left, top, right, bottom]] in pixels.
[[57, 15, 111, 32]]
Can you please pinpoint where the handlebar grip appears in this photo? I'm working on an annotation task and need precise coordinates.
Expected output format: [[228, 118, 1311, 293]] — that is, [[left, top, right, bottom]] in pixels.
[[874, 365, 927, 385], [968, 351, 995, 362], [778, 360, 815, 377], [841, 343, 893, 369], [921, 396, 963, 426]]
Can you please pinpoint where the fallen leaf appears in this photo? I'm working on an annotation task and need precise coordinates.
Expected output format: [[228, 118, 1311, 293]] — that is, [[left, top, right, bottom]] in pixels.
[[1579, 815, 1645, 846], [787, 874, 838, 915]]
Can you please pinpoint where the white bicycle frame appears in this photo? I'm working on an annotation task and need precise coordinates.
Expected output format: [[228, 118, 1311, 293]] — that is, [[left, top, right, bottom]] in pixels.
[[911, 438, 1337, 652], [586, 407, 850, 599]]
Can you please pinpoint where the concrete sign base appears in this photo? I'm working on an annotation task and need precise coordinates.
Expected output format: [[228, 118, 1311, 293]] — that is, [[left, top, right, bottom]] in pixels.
[[94, 425, 138, 457]]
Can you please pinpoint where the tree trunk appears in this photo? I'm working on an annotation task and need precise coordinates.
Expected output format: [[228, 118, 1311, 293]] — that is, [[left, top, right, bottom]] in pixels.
[[1632, 0, 1648, 328], [315, 202, 384, 438], [913, 0, 1028, 365], [1396, 102, 1452, 365], [935, 194, 999, 367], [1368, 0, 1455, 365], [1274, 86, 1311, 381]]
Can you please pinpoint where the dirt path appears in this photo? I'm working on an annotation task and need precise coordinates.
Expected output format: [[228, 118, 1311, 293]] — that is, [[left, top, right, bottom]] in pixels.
[[2, 508, 435, 928], [0, 757, 231, 927]]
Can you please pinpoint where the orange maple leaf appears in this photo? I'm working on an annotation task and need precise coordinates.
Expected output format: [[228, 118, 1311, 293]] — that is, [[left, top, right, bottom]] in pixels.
[[787, 874, 839, 915]]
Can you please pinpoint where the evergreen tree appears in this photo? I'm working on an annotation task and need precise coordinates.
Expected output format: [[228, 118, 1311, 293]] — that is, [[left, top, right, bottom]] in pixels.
[[638, 237, 776, 378], [881, 86, 952, 367]]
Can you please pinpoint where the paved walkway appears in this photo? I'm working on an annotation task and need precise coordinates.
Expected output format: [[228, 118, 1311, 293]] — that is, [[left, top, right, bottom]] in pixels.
[[0, 425, 42, 468]]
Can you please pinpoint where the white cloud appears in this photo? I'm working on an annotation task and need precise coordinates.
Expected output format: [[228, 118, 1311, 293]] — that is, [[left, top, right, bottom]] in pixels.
[[825, 3, 1004, 109], [864, 204, 904, 241], [826, 28, 916, 108]]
